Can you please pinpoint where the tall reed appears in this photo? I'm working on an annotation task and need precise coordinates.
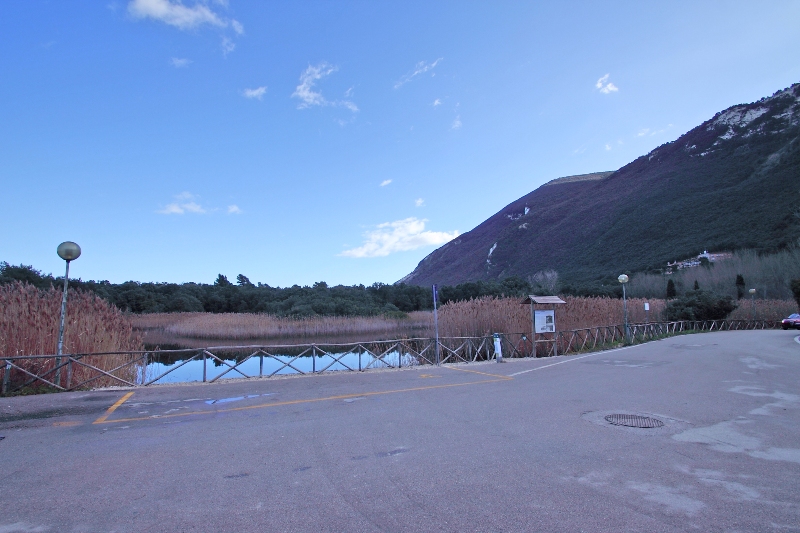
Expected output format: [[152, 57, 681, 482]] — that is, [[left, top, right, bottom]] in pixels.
[[0, 282, 143, 391], [727, 299, 797, 322], [130, 311, 434, 341], [437, 296, 667, 337]]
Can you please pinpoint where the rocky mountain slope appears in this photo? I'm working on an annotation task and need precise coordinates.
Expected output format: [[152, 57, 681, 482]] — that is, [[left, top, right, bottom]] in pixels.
[[401, 82, 800, 290]]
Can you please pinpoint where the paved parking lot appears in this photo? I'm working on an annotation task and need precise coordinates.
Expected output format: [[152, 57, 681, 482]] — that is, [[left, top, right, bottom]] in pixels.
[[1, 330, 799, 532]]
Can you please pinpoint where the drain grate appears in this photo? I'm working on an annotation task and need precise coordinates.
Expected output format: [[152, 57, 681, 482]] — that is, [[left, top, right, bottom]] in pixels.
[[604, 414, 664, 428]]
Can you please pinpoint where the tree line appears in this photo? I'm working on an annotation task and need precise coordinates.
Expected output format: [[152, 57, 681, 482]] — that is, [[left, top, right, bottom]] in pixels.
[[0, 263, 544, 317]]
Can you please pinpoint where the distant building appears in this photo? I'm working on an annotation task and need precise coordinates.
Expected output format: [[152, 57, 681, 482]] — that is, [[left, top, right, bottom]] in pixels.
[[666, 250, 733, 272]]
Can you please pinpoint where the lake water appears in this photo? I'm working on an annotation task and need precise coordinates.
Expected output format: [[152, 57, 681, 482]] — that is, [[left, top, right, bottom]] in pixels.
[[139, 346, 421, 385]]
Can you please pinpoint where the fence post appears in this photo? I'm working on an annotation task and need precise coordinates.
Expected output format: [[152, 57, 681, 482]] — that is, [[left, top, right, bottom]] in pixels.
[[66, 358, 73, 390], [2, 359, 10, 395], [259, 352, 263, 377], [202, 350, 207, 383], [312, 346, 316, 374]]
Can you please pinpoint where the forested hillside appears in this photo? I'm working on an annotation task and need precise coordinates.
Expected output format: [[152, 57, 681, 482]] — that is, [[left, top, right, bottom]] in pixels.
[[401, 82, 800, 291]]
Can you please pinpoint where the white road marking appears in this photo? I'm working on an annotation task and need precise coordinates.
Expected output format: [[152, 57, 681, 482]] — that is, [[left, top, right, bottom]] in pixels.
[[509, 344, 638, 376]]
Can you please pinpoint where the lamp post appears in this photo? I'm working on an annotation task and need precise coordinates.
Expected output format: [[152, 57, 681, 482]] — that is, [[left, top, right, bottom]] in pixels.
[[618, 274, 630, 343], [55, 241, 81, 387], [748, 288, 756, 323]]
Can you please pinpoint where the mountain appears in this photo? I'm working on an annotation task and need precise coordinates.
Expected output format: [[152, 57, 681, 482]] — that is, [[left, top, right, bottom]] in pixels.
[[401, 82, 800, 290]]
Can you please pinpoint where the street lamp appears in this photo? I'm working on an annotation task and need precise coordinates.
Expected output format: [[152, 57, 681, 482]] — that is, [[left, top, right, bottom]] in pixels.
[[748, 288, 756, 322], [618, 274, 630, 342], [55, 241, 81, 387]]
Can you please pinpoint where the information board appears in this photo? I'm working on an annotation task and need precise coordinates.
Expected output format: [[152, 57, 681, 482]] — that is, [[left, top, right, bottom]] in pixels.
[[534, 310, 555, 333]]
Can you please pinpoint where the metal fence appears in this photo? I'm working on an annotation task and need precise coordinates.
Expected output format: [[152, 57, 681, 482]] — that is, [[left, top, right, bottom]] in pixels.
[[0, 319, 779, 395]]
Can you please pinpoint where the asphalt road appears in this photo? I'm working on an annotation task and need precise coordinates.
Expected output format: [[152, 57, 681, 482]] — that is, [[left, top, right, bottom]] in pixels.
[[1, 330, 799, 532]]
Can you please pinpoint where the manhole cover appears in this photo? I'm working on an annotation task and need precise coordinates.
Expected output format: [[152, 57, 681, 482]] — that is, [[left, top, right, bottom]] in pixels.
[[604, 414, 664, 428]]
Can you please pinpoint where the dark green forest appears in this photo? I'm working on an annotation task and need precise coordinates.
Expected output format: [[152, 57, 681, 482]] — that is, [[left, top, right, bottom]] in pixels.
[[0, 262, 556, 316]]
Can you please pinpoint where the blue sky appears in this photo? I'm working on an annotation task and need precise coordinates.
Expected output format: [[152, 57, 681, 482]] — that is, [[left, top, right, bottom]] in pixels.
[[2, 1, 799, 287]]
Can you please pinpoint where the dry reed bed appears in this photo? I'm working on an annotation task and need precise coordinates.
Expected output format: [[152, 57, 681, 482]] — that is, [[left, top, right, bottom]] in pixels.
[[128, 295, 794, 347], [0, 282, 143, 391], [437, 296, 667, 337], [130, 311, 434, 340], [728, 299, 797, 322]]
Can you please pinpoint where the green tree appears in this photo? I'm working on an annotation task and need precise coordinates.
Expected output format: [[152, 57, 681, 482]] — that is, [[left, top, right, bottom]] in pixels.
[[666, 279, 677, 298], [693, 280, 700, 291], [0, 262, 54, 289], [735, 274, 746, 299], [236, 274, 254, 287], [214, 274, 232, 287], [791, 279, 800, 310]]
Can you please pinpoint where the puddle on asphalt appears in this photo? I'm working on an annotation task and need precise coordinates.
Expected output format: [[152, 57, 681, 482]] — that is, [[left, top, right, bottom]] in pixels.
[[205, 393, 275, 405], [583, 359, 668, 368], [377, 448, 408, 458], [670, 343, 718, 350], [343, 397, 366, 403]]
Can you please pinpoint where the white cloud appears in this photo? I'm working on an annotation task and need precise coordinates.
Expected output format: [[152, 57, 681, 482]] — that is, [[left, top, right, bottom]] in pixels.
[[243, 86, 267, 99], [451, 115, 462, 130], [158, 192, 207, 215], [293, 63, 336, 107], [129, 1, 243, 56], [170, 57, 191, 68], [292, 63, 358, 112], [415, 198, 425, 207], [227, 204, 242, 214], [128, 0, 230, 31], [341, 100, 359, 112], [637, 125, 672, 137], [596, 74, 619, 94], [221, 36, 235, 56], [432, 98, 441, 107], [339, 218, 459, 258], [380, 179, 392, 187], [394, 58, 443, 89], [605, 144, 612, 151]]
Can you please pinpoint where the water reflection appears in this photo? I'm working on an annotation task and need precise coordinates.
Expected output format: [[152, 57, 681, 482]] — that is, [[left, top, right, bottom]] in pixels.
[[140, 350, 419, 385]]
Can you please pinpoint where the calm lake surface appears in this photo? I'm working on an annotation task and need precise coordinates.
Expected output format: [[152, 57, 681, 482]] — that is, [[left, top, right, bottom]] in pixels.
[[138, 328, 426, 384]]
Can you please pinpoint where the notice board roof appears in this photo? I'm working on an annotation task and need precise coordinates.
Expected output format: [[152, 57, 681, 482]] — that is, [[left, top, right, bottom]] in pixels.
[[521, 295, 566, 305]]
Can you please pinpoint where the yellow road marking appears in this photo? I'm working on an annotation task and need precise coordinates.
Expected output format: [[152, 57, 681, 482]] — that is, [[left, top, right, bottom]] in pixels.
[[419, 374, 441, 378], [445, 365, 513, 379], [93, 391, 135, 424], [96, 378, 508, 425]]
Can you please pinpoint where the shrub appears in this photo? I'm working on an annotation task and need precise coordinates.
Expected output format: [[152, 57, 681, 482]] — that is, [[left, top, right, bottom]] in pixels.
[[664, 290, 737, 321]]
